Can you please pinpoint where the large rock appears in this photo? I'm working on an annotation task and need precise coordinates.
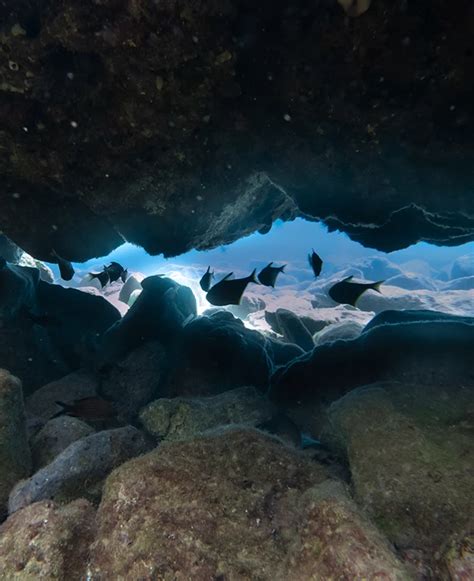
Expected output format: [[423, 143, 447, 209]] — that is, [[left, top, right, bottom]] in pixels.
[[314, 320, 364, 346], [0, 499, 95, 580], [451, 254, 474, 279], [140, 386, 275, 441], [9, 426, 151, 513], [88, 428, 409, 579], [439, 533, 474, 580], [272, 317, 474, 406], [0, 370, 31, 518], [268, 308, 315, 351], [97, 275, 196, 366], [99, 340, 167, 418], [30, 415, 95, 469], [321, 382, 474, 558], [162, 311, 271, 396]]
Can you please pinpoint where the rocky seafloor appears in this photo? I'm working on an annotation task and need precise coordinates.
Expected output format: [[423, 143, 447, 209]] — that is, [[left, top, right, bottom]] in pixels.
[[0, 249, 472, 580]]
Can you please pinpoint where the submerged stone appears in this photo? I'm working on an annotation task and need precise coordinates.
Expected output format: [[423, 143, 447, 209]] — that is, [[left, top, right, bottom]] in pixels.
[[9, 426, 151, 513], [321, 382, 474, 558], [140, 386, 275, 441], [0, 499, 95, 580], [0, 369, 31, 518], [89, 428, 409, 579]]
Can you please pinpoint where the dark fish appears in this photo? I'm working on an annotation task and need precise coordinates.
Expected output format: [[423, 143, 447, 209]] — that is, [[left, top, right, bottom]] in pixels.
[[51, 249, 75, 281], [329, 275, 384, 307], [308, 249, 323, 278], [52, 397, 116, 420], [105, 261, 126, 283], [199, 266, 214, 292], [257, 262, 286, 288], [120, 268, 129, 283], [206, 269, 258, 306], [89, 269, 110, 288]]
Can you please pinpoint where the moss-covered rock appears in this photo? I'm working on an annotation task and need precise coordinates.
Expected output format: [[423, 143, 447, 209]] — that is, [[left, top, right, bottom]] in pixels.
[[89, 428, 409, 579], [322, 382, 474, 559], [0, 369, 31, 518], [439, 533, 474, 580], [140, 386, 275, 441], [0, 499, 95, 580]]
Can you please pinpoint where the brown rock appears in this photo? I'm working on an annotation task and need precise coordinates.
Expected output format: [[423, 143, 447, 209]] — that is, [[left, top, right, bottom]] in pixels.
[[0, 499, 95, 580]]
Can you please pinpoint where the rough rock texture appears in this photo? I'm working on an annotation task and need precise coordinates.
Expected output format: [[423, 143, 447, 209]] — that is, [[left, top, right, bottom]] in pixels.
[[97, 275, 196, 367], [140, 386, 275, 441], [313, 319, 364, 346], [0, 499, 95, 580], [1, 1, 473, 261], [99, 340, 167, 418], [272, 317, 474, 405], [30, 415, 95, 470], [26, 370, 99, 421], [440, 533, 474, 580], [0, 369, 31, 518], [9, 426, 151, 513], [321, 382, 474, 559], [88, 428, 409, 579], [163, 311, 271, 396]]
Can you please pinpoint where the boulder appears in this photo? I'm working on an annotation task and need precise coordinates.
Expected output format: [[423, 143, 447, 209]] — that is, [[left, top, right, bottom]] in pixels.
[[264, 336, 305, 368], [118, 274, 143, 305], [0, 370, 31, 518], [26, 370, 99, 421], [0, 261, 39, 320], [385, 272, 438, 291], [272, 318, 474, 406], [272, 308, 315, 351], [443, 275, 474, 290], [0, 499, 95, 580], [97, 275, 196, 367], [321, 382, 474, 557], [163, 311, 271, 396], [99, 341, 167, 418], [362, 309, 474, 334], [227, 295, 266, 319], [0, 234, 22, 263], [314, 320, 364, 346], [88, 428, 408, 579], [30, 416, 95, 470], [140, 386, 275, 441], [9, 426, 151, 513]]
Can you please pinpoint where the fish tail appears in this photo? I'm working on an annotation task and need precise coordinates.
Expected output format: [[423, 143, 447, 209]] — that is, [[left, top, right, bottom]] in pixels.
[[248, 268, 259, 284], [280, 264, 286, 272], [371, 280, 384, 293]]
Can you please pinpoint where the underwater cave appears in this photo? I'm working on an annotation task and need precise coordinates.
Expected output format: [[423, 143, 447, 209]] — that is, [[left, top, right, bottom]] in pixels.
[[0, 0, 473, 578]]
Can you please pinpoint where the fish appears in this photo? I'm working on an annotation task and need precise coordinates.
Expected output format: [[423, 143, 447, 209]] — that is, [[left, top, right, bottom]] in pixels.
[[52, 397, 116, 420], [120, 268, 129, 283], [308, 249, 323, 278], [105, 261, 126, 283], [206, 269, 258, 306], [199, 266, 214, 292], [328, 275, 384, 306], [51, 249, 75, 281], [89, 268, 110, 288], [257, 262, 286, 288]]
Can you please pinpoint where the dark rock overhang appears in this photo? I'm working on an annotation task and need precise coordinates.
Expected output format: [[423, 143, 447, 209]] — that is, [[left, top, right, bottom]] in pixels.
[[1, 0, 473, 261]]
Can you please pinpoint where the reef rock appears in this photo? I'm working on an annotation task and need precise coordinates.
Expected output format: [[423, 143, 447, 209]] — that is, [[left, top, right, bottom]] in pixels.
[[439, 533, 474, 580], [163, 311, 271, 396], [99, 340, 167, 418], [272, 316, 474, 406], [9, 426, 150, 513], [314, 320, 364, 346], [97, 275, 196, 367], [0, 499, 95, 580], [267, 308, 315, 351], [30, 415, 94, 469], [321, 382, 474, 559], [0, 370, 31, 518], [140, 386, 275, 442], [118, 273, 143, 305], [88, 428, 408, 579], [451, 254, 474, 279]]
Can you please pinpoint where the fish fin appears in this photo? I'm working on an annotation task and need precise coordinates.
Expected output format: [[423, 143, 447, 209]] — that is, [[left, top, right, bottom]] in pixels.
[[267, 261, 273, 267], [248, 268, 259, 284], [279, 264, 286, 272], [343, 275, 354, 282], [221, 272, 233, 282], [371, 280, 384, 293]]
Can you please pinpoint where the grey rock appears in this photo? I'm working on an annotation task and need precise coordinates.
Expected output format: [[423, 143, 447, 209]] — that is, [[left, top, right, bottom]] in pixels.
[[9, 426, 151, 513], [0, 370, 32, 518], [118, 274, 143, 305], [140, 386, 275, 441], [31, 416, 95, 470]]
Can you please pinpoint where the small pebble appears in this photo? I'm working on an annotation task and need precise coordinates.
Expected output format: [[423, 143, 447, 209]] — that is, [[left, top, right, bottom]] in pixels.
[[284, 114, 292, 122]]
